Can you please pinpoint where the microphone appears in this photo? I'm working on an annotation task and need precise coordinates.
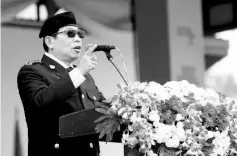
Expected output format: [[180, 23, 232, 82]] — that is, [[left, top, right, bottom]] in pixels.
[[93, 45, 116, 53]]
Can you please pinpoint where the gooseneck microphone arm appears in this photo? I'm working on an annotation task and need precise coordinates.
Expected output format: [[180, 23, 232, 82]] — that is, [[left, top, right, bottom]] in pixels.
[[93, 45, 129, 85], [105, 52, 129, 86]]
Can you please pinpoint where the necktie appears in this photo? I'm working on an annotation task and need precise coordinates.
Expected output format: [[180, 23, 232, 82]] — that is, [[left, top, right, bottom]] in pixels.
[[66, 67, 73, 72]]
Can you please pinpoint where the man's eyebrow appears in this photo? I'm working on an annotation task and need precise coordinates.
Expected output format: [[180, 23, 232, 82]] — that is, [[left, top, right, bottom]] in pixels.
[[58, 28, 74, 32], [64, 28, 80, 31]]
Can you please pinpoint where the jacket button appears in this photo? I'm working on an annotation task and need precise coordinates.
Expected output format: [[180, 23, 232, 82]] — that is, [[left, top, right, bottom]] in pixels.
[[54, 143, 59, 149], [93, 96, 96, 100], [82, 94, 85, 99], [90, 142, 93, 148]]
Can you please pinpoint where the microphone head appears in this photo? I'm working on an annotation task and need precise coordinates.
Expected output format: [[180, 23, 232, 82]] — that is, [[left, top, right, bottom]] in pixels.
[[93, 45, 116, 52], [107, 45, 116, 49]]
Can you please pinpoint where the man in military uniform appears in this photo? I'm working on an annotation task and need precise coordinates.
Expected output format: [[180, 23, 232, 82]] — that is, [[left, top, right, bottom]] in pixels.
[[17, 11, 107, 156]]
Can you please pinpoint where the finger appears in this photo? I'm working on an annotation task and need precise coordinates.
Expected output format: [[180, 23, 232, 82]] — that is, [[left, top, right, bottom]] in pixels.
[[91, 54, 97, 61], [84, 44, 92, 51], [85, 44, 97, 55]]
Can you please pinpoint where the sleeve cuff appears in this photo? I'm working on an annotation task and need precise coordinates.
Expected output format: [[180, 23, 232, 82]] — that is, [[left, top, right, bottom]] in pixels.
[[69, 68, 86, 88]]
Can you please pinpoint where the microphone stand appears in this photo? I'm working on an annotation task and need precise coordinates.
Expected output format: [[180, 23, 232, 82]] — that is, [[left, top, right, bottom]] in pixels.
[[105, 52, 129, 86]]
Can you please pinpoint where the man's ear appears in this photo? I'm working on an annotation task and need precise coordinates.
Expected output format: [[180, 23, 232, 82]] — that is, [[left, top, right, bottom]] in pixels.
[[44, 36, 55, 50]]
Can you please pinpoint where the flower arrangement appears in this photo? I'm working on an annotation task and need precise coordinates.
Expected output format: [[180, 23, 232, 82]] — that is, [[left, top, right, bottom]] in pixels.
[[95, 80, 237, 156]]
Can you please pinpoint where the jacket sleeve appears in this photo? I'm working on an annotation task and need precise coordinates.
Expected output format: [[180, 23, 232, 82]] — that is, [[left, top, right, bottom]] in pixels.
[[17, 65, 77, 108]]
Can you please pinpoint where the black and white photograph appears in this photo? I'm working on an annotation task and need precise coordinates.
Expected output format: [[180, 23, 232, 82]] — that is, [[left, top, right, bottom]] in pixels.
[[1, 0, 237, 156]]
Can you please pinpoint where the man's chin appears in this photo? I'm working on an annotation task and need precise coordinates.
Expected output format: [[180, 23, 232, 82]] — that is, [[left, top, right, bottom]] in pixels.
[[71, 56, 79, 60], [69, 55, 79, 62]]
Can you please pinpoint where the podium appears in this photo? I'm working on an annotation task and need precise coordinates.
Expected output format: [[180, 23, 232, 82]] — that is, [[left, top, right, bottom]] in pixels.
[[59, 108, 103, 138], [59, 108, 125, 156], [58, 108, 104, 156]]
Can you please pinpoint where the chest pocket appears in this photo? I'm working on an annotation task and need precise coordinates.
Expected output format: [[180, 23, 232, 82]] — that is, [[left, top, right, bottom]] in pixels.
[[86, 88, 100, 102], [79, 75, 101, 109]]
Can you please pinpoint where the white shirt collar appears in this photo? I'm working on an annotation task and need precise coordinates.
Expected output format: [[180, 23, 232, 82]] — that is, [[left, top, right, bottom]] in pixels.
[[44, 52, 73, 69]]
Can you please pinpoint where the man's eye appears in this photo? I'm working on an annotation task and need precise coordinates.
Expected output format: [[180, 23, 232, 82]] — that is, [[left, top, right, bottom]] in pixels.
[[67, 31, 75, 37]]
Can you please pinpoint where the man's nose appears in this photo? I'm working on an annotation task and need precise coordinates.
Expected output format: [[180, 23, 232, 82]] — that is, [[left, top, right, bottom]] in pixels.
[[74, 35, 82, 42]]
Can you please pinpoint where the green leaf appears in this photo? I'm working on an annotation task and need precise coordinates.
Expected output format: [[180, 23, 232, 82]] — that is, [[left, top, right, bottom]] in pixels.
[[105, 126, 115, 141], [98, 120, 115, 139], [94, 107, 123, 142], [95, 123, 104, 133], [95, 119, 112, 133], [95, 108, 108, 114], [94, 115, 111, 123]]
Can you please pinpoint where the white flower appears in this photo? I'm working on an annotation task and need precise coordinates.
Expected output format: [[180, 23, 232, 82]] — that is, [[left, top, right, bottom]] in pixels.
[[186, 139, 192, 145], [118, 107, 126, 116], [205, 88, 220, 105], [122, 133, 129, 144], [127, 136, 139, 147], [148, 110, 160, 122], [136, 81, 148, 91], [176, 114, 184, 121], [175, 127, 186, 142], [165, 135, 179, 148], [129, 117, 149, 131], [122, 112, 129, 119], [147, 150, 158, 156], [212, 130, 231, 156], [176, 122, 184, 128], [154, 123, 186, 148], [141, 105, 150, 116], [152, 121, 160, 128], [145, 81, 170, 101], [130, 112, 138, 123], [193, 87, 206, 100], [153, 124, 175, 143], [207, 131, 215, 139]]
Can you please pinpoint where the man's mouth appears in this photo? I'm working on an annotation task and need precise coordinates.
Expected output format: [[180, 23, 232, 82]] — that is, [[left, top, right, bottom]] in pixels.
[[73, 46, 81, 50], [73, 46, 81, 52]]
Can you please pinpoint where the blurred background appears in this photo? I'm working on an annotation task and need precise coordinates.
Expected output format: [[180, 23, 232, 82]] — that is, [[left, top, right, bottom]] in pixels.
[[1, 0, 237, 156]]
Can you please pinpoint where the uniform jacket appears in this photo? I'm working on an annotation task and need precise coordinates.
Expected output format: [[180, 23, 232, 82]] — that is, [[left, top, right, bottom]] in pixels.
[[17, 54, 105, 156]]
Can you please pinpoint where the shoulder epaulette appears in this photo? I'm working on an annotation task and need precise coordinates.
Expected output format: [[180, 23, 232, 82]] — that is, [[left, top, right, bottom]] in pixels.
[[25, 60, 41, 66]]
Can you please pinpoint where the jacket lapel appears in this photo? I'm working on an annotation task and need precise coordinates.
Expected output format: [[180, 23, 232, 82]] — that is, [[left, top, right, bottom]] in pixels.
[[41, 54, 68, 77]]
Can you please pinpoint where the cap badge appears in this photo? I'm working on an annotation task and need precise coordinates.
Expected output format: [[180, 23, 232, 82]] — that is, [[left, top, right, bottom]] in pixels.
[[49, 65, 56, 69]]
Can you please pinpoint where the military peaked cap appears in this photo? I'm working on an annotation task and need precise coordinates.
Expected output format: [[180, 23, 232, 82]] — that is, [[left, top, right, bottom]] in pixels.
[[39, 11, 80, 38]]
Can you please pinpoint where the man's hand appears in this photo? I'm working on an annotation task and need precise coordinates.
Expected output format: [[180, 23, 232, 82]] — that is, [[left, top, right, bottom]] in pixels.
[[76, 44, 98, 75]]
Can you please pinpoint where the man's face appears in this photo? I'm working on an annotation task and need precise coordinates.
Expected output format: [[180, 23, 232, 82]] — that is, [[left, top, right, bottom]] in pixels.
[[50, 26, 84, 63]]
